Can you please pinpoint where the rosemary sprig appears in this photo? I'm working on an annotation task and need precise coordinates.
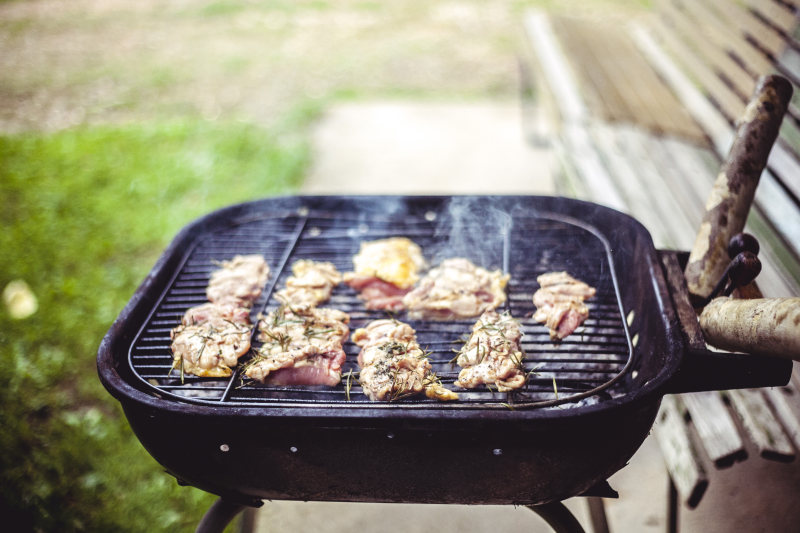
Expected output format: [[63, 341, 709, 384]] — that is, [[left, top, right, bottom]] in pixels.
[[344, 370, 354, 401]]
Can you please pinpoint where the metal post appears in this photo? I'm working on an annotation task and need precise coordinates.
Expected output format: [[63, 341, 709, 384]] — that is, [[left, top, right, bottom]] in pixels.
[[667, 477, 678, 533], [527, 501, 586, 533], [196, 498, 248, 533]]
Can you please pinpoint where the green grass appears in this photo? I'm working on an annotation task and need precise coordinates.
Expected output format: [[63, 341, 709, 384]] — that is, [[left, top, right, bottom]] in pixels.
[[0, 117, 311, 531]]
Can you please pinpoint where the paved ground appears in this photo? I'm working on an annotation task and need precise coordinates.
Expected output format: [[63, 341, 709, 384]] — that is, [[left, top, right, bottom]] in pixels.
[[253, 100, 800, 533], [302, 100, 555, 195]]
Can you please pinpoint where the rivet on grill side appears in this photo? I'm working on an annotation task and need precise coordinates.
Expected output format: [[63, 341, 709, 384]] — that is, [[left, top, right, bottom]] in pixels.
[[220, 444, 230, 452]]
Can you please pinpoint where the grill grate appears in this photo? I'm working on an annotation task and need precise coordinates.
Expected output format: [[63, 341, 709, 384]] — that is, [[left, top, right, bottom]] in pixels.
[[128, 206, 632, 409]]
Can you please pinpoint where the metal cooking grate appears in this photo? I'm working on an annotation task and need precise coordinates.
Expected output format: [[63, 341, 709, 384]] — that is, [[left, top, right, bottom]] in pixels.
[[128, 207, 632, 409]]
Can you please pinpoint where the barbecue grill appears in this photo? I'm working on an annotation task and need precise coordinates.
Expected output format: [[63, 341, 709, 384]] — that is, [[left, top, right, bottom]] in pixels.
[[97, 195, 792, 532]]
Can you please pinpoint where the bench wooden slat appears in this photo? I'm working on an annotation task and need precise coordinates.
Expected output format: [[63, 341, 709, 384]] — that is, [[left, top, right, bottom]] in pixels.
[[631, 24, 734, 153], [651, 12, 746, 126], [708, 0, 788, 56], [671, 0, 760, 100], [551, 16, 634, 125], [745, 0, 798, 35], [697, 0, 777, 78], [654, 396, 709, 508], [769, 140, 800, 201], [764, 383, 800, 450], [728, 388, 796, 461], [550, 15, 706, 143], [682, 391, 747, 467], [588, 123, 674, 246]]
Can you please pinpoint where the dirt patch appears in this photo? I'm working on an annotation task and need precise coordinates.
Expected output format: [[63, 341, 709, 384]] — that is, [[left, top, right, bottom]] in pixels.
[[0, 0, 648, 133]]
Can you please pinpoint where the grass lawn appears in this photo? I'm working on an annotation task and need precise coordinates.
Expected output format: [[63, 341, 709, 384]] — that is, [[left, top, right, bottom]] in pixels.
[[0, 117, 311, 532]]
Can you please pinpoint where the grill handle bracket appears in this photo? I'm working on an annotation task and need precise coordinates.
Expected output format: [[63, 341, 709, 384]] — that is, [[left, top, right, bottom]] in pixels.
[[664, 347, 792, 395], [659, 250, 793, 394]]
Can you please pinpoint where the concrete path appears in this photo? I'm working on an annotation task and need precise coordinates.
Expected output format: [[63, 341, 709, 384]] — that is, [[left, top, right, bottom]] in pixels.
[[253, 99, 670, 532], [302, 100, 555, 195]]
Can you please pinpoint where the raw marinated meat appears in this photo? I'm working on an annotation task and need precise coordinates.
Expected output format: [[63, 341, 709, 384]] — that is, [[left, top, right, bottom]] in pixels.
[[353, 319, 457, 402], [206, 254, 270, 307], [343, 237, 425, 310], [454, 310, 526, 391], [402, 258, 509, 320], [275, 260, 342, 309], [245, 306, 350, 386], [532, 271, 596, 340]]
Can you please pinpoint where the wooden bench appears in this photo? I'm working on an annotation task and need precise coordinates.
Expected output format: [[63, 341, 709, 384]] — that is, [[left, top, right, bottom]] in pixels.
[[521, 0, 800, 530]]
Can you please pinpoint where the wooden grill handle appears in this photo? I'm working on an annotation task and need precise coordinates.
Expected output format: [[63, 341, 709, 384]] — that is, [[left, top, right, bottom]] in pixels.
[[699, 297, 800, 361], [684, 75, 793, 300]]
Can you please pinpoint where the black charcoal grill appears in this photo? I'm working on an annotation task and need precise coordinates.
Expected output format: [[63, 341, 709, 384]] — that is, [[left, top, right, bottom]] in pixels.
[[97, 195, 791, 530]]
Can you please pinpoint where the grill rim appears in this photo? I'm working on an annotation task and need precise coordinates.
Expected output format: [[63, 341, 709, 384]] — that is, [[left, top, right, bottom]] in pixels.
[[98, 194, 684, 423]]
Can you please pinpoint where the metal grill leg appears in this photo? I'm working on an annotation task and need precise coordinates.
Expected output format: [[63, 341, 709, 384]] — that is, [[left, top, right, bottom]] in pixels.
[[667, 477, 678, 533], [527, 502, 586, 533], [586, 497, 610, 533], [196, 498, 247, 533]]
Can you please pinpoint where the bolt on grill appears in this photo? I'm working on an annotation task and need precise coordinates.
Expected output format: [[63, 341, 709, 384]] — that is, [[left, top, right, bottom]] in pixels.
[[128, 205, 632, 409]]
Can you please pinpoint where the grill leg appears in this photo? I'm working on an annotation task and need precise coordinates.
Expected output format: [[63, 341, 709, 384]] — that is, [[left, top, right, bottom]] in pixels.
[[667, 477, 678, 533], [196, 497, 248, 533], [527, 502, 586, 533]]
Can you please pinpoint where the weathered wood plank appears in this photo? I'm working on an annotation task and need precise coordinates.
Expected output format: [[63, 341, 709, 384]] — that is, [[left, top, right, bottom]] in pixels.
[[653, 396, 709, 508], [523, 11, 586, 123], [673, 0, 758, 100], [728, 388, 796, 461], [764, 383, 800, 450], [682, 392, 747, 467], [706, 0, 788, 56], [523, 11, 627, 211], [631, 24, 734, 154], [745, 0, 799, 35], [587, 123, 674, 246], [659, 1, 747, 121]]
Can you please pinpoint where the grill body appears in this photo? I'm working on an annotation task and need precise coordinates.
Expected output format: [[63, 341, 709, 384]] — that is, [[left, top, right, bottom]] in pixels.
[[98, 195, 699, 504]]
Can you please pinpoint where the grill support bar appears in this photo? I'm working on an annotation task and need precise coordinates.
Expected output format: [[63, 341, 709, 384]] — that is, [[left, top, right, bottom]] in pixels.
[[196, 498, 248, 533], [219, 215, 308, 403]]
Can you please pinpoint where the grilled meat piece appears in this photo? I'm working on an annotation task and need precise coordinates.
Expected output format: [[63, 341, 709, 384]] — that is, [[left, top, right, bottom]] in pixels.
[[171, 256, 268, 379], [454, 310, 526, 392], [206, 254, 270, 307], [245, 306, 350, 386], [275, 260, 342, 309], [344, 237, 425, 310], [353, 319, 457, 402], [171, 320, 251, 378], [181, 302, 251, 327], [533, 271, 596, 340], [402, 258, 509, 320]]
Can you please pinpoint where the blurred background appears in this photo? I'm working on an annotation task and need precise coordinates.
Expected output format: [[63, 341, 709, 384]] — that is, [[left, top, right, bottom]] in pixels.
[[0, 0, 701, 531]]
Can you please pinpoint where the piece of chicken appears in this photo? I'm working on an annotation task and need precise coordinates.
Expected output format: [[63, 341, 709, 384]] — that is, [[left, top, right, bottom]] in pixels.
[[275, 260, 342, 309], [402, 258, 509, 320], [206, 254, 270, 307], [180, 302, 252, 327], [454, 310, 526, 392], [170, 320, 252, 378], [343, 237, 426, 310], [171, 256, 268, 379], [245, 306, 350, 386], [353, 319, 457, 402], [532, 271, 596, 340]]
